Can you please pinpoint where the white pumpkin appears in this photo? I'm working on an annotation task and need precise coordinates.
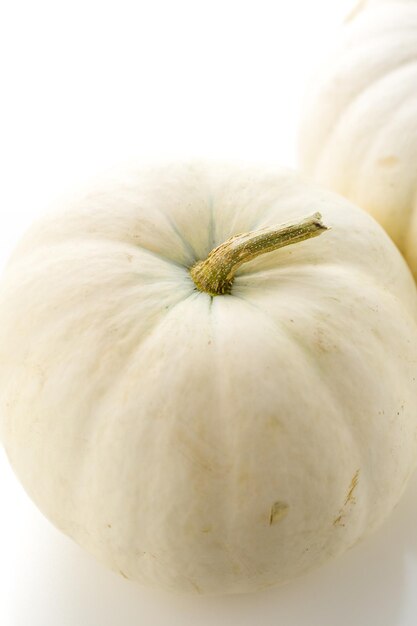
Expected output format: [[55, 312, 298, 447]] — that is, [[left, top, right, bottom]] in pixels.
[[1, 161, 417, 595], [298, 0, 417, 277]]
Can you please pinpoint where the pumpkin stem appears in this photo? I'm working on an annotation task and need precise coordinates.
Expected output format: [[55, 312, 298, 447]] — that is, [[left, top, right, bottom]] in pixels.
[[189, 212, 328, 296]]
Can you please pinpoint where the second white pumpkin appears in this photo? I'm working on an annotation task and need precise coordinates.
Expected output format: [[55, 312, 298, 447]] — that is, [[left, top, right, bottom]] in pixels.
[[299, 0, 417, 277]]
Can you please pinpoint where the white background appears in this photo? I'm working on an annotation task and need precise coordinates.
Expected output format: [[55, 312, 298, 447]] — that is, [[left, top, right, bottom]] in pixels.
[[2, 0, 417, 624]]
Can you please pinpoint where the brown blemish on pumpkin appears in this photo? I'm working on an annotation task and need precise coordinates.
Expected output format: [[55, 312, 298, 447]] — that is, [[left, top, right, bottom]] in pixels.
[[344, 469, 360, 505], [269, 501, 289, 525], [378, 156, 399, 168], [267, 415, 282, 430], [119, 570, 129, 579], [314, 326, 335, 353], [333, 469, 360, 527]]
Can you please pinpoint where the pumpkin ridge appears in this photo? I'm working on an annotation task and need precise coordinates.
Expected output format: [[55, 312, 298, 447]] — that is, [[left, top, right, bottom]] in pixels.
[[313, 56, 417, 178]]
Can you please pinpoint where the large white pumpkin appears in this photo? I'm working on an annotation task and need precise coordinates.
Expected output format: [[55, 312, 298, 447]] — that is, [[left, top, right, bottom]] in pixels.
[[1, 161, 417, 595], [298, 0, 417, 277]]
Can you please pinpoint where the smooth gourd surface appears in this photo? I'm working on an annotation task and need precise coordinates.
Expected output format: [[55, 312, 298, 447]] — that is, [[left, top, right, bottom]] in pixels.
[[299, 0, 417, 277], [1, 162, 417, 594]]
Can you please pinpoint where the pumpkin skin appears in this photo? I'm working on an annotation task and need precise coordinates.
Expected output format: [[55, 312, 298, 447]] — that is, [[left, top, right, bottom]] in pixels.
[[298, 0, 417, 278], [1, 161, 417, 595]]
